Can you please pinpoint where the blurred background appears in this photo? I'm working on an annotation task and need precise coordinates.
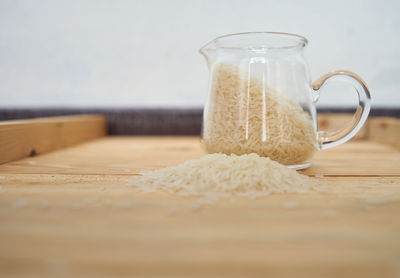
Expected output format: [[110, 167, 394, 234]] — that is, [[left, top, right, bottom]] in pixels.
[[0, 0, 399, 133], [1, 0, 399, 107]]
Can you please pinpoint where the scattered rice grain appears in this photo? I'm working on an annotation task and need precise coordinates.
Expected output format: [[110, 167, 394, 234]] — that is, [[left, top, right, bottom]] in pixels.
[[383, 191, 393, 196], [117, 201, 133, 208], [366, 199, 389, 205], [363, 205, 373, 212], [12, 200, 27, 208], [85, 197, 98, 204], [71, 202, 85, 209], [322, 209, 339, 218], [191, 203, 204, 212], [41, 201, 51, 208], [366, 181, 379, 185], [282, 201, 298, 209], [167, 207, 179, 215]]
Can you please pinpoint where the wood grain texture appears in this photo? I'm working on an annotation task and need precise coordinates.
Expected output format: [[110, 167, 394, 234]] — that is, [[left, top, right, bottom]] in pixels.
[[0, 137, 398, 176], [0, 137, 399, 277], [368, 117, 400, 150], [0, 115, 106, 164]]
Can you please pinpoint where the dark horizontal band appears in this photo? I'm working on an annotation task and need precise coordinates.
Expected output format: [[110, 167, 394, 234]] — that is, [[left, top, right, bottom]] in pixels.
[[0, 108, 399, 135]]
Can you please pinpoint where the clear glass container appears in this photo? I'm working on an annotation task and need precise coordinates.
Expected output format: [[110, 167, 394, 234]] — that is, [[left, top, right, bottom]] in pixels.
[[200, 32, 371, 169]]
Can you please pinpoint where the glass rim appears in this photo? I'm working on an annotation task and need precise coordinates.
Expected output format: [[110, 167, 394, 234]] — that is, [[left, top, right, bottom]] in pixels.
[[200, 32, 308, 52]]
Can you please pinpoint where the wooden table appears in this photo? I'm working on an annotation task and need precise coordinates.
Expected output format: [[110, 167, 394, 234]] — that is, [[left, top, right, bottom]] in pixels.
[[0, 117, 400, 277]]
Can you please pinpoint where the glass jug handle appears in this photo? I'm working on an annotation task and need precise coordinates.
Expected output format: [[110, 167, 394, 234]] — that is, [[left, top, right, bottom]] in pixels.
[[312, 70, 371, 150]]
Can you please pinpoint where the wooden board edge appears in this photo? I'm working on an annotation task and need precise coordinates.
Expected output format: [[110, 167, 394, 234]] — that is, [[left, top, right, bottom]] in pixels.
[[0, 114, 107, 164]]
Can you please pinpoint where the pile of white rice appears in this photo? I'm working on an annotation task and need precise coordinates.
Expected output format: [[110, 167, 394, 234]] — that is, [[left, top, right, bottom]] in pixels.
[[127, 153, 318, 200]]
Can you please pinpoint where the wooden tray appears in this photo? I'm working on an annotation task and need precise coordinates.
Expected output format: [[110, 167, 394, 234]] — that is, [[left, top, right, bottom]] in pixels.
[[0, 115, 399, 278]]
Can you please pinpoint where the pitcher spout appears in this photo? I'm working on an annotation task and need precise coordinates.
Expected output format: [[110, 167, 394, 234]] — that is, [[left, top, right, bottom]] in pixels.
[[199, 41, 217, 66]]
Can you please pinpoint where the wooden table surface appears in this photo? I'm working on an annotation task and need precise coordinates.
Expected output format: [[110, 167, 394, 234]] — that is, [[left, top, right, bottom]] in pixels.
[[0, 136, 399, 278]]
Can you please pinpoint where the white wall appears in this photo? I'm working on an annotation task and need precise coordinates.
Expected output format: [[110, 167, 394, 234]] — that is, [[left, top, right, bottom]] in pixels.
[[0, 0, 399, 108]]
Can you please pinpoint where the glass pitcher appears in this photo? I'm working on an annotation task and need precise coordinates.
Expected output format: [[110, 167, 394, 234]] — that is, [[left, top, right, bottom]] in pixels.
[[199, 32, 371, 169]]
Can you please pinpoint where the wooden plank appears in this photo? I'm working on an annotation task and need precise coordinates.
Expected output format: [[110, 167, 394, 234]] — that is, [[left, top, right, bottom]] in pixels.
[[0, 137, 398, 176], [0, 174, 399, 277], [0, 128, 399, 277], [0, 115, 107, 164], [368, 117, 400, 150]]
